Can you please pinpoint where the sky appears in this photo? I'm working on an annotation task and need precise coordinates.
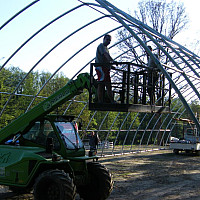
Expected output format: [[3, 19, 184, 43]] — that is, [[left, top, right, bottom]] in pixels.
[[0, 0, 200, 78]]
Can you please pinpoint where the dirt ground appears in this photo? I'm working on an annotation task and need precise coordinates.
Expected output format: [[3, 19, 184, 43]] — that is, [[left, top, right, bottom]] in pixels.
[[101, 150, 200, 200], [1, 149, 200, 200]]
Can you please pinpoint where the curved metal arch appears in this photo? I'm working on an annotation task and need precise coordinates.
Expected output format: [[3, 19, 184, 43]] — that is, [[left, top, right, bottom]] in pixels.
[[25, 29, 122, 112], [133, 74, 191, 151], [162, 87, 200, 148], [0, 4, 86, 71], [84, 110, 97, 133], [163, 86, 200, 147], [140, 28, 200, 119], [1, 0, 200, 157], [100, 112, 121, 156], [96, 112, 110, 134], [159, 36, 200, 92], [1, 4, 118, 117], [114, 1, 200, 63], [164, 108, 186, 145], [145, 81, 190, 148], [121, 113, 139, 153], [59, 31, 148, 139], [0, 14, 114, 114], [138, 112, 157, 147], [0, 0, 40, 31], [96, 0, 200, 131], [92, 3, 191, 153], [130, 113, 148, 152], [112, 112, 130, 154], [161, 40, 200, 78], [0, 6, 110, 116]]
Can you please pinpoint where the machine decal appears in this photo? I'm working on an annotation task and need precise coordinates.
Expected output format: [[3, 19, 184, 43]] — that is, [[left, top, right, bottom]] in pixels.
[[43, 89, 70, 111], [0, 152, 11, 163]]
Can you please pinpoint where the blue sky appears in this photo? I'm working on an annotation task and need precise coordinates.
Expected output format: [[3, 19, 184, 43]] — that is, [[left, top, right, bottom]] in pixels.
[[0, 0, 200, 78]]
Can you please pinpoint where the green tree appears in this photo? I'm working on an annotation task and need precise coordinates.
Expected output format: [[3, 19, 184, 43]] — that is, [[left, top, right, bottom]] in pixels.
[[190, 100, 200, 120], [0, 67, 71, 128], [0, 68, 16, 127]]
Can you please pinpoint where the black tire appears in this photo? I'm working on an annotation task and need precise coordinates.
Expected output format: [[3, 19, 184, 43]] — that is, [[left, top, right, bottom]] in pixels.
[[173, 149, 179, 154], [77, 162, 113, 200], [33, 169, 76, 200]]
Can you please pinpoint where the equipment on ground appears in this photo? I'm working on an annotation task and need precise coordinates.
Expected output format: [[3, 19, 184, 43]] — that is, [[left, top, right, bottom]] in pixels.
[[170, 118, 200, 155], [0, 73, 113, 200], [0, 62, 172, 199]]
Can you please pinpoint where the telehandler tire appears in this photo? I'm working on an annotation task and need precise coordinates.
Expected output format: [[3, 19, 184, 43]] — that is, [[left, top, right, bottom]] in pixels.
[[77, 162, 113, 200], [33, 169, 76, 200]]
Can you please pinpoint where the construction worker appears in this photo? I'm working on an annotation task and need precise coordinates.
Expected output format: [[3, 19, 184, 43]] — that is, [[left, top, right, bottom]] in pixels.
[[95, 34, 115, 103], [146, 46, 160, 104]]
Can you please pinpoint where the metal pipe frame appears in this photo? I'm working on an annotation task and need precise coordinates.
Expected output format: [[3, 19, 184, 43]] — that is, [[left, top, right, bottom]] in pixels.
[[0, 0, 199, 157]]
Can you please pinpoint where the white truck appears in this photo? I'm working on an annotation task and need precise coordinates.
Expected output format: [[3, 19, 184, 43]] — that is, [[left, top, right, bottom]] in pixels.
[[170, 118, 200, 155]]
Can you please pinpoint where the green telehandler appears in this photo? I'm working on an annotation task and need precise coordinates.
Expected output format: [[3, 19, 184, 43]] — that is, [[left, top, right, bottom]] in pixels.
[[0, 73, 113, 200]]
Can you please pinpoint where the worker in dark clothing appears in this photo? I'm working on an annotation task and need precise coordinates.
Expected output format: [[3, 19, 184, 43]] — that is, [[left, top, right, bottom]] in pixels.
[[88, 131, 99, 156], [146, 46, 160, 104], [95, 34, 115, 103]]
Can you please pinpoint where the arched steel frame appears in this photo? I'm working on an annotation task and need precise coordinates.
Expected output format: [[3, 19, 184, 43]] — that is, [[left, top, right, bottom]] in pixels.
[[0, 0, 200, 156]]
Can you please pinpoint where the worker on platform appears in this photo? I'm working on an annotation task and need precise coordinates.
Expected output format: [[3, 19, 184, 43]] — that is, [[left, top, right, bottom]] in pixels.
[[95, 34, 115, 103], [146, 45, 160, 105]]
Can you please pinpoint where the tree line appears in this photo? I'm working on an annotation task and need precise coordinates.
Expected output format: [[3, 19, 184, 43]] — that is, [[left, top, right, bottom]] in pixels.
[[0, 66, 140, 144], [1, 0, 199, 145], [1, 66, 199, 145]]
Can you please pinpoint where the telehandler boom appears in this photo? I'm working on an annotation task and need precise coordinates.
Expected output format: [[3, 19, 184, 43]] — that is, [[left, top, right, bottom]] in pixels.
[[0, 73, 92, 144]]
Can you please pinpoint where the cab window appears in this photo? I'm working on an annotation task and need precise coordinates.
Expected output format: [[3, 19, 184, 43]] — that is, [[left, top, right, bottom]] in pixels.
[[55, 122, 83, 149], [23, 120, 60, 150]]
